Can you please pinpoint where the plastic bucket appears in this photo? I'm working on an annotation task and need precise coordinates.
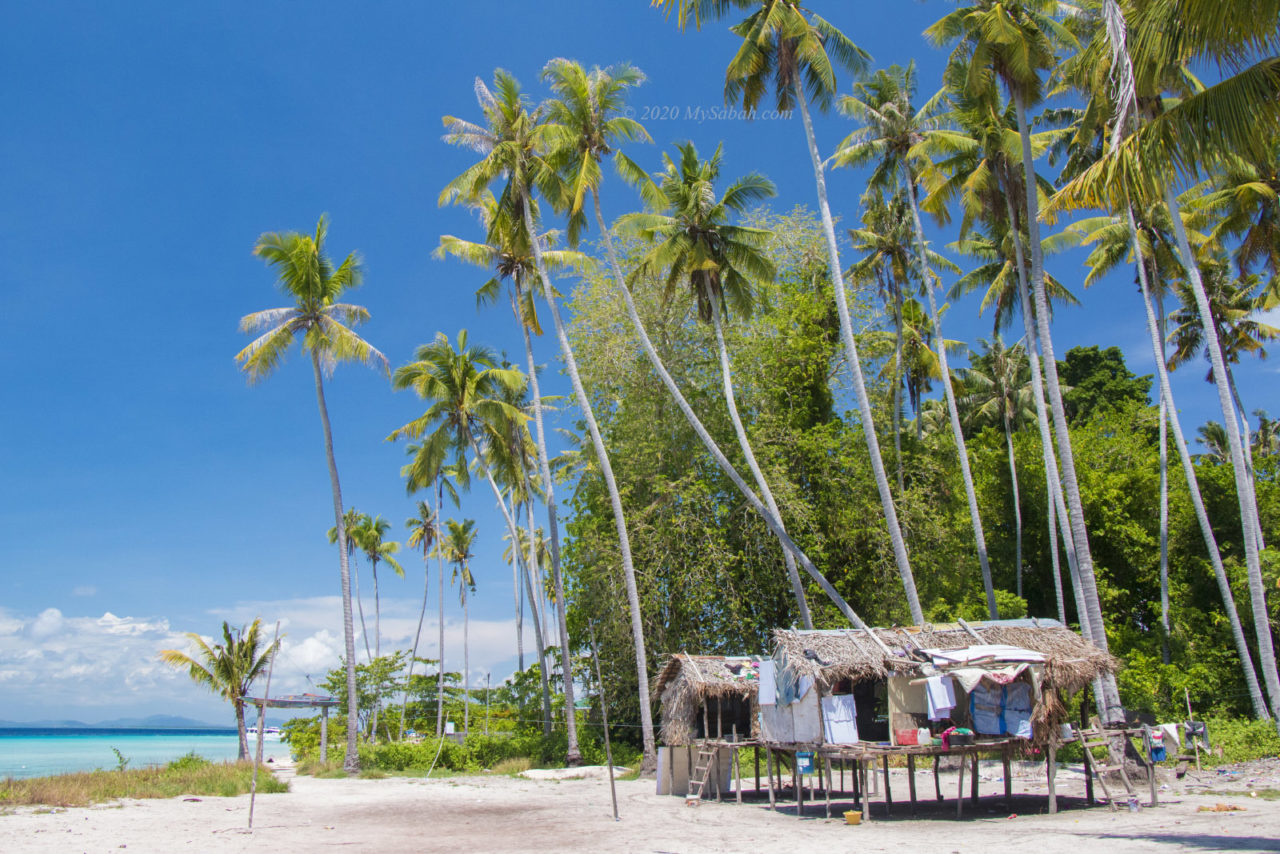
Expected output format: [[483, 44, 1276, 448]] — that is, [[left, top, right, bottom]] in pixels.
[[844, 810, 862, 825]]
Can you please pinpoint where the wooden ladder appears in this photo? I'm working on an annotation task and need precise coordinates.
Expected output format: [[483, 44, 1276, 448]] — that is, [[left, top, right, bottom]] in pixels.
[[686, 744, 718, 806], [1079, 726, 1135, 811]]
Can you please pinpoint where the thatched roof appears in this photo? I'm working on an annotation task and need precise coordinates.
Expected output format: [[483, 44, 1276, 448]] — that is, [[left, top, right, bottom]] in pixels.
[[773, 618, 1117, 697], [655, 654, 763, 746]]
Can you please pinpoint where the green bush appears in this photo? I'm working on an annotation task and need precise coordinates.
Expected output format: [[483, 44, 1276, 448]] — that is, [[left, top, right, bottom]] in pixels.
[[1200, 717, 1280, 765], [165, 752, 211, 772]]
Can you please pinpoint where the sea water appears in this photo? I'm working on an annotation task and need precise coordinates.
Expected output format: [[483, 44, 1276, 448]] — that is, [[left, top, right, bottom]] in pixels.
[[0, 728, 245, 779]]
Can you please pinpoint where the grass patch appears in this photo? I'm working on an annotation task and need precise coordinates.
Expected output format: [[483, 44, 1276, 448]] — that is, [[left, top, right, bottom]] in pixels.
[[357, 768, 388, 779], [0, 759, 288, 808], [491, 757, 532, 775], [1196, 788, 1280, 801]]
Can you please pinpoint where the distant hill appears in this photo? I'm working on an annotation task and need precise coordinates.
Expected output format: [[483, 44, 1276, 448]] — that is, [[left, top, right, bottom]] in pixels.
[[0, 719, 92, 728]]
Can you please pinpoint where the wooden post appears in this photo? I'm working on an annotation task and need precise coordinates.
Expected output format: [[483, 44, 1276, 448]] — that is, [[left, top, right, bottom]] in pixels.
[[248, 620, 281, 830], [862, 759, 873, 822], [715, 747, 723, 803], [794, 753, 802, 818], [853, 759, 861, 802], [1185, 688, 1201, 771], [320, 706, 329, 764], [733, 725, 741, 804], [934, 755, 943, 801], [766, 749, 777, 810], [1003, 745, 1012, 806], [1047, 744, 1058, 815], [907, 753, 917, 815], [970, 750, 980, 804], [588, 624, 619, 821], [754, 745, 760, 793], [883, 755, 892, 815], [485, 672, 491, 737], [1083, 744, 1095, 805], [824, 756, 833, 819], [956, 754, 966, 819]]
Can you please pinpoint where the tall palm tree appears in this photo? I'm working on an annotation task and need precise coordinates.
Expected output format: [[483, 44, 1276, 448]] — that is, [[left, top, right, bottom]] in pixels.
[[547, 60, 888, 640], [440, 70, 660, 763], [353, 514, 404, 661], [399, 499, 436, 740], [617, 139, 820, 628], [440, 194, 588, 761], [327, 507, 373, 663], [926, 0, 1126, 722], [160, 619, 280, 760], [235, 215, 387, 772], [834, 61, 999, 617], [661, 0, 925, 624], [961, 336, 1038, 605], [442, 517, 478, 738]]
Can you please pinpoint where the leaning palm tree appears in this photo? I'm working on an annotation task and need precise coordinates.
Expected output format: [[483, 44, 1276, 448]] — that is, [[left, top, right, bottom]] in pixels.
[[440, 70, 658, 765], [617, 139, 821, 628], [235, 215, 388, 772], [544, 60, 890, 640], [834, 61, 998, 618], [659, 0, 924, 624], [160, 619, 280, 760], [439, 199, 584, 755], [442, 518, 478, 738]]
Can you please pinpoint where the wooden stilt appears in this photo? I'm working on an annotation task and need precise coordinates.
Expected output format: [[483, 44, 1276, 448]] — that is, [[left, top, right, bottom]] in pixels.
[[320, 706, 329, 764], [934, 755, 943, 801], [970, 751, 980, 804], [1003, 746, 1013, 806], [1047, 744, 1058, 814], [853, 759, 861, 802], [824, 757, 832, 819], [1083, 744, 1095, 805], [765, 749, 777, 811], [715, 747, 723, 803], [956, 754, 966, 819], [862, 759, 872, 822], [754, 745, 760, 793], [907, 753, 917, 815], [794, 754, 802, 818], [883, 756, 893, 815]]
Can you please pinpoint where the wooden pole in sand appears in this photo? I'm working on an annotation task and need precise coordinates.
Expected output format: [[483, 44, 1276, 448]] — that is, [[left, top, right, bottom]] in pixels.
[[588, 624, 619, 821], [485, 672, 491, 737], [249, 620, 281, 830]]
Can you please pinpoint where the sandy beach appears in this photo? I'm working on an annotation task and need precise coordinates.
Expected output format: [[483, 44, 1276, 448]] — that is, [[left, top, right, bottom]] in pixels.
[[3, 757, 1279, 853]]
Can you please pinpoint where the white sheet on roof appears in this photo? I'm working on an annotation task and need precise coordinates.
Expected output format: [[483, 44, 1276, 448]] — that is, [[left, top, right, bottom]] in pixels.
[[920, 644, 1046, 666]]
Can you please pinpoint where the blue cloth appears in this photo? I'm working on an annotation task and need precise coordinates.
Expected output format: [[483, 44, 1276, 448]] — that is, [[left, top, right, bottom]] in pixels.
[[970, 683, 1005, 735]]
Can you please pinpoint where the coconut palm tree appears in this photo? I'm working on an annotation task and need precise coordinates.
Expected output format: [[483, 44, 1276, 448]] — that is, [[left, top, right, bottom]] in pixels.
[[657, 0, 925, 624], [439, 194, 587, 761], [616, 139, 824, 628], [960, 336, 1038, 604], [834, 61, 1000, 617], [442, 517, 478, 738], [235, 215, 387, 772], [160, 619, 280, 760], [327, 507, 373, 663], [440, 70, 658, 765], [926, 0, 1128, 721], [399, 500, 436, 740], [353, 515, 403, 661]]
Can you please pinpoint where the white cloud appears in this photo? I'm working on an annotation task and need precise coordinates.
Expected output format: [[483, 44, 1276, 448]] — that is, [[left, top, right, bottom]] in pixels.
[[0, 596, 533, 723]]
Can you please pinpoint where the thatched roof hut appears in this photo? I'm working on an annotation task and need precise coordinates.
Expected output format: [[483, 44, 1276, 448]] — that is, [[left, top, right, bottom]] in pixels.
[[770, 619, 1118, 746], [772, 618, 1117, 696], [654, 654, 764, 746]]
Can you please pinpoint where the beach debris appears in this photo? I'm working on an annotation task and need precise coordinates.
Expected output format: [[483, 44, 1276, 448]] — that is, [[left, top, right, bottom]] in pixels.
[[1197, 803, 1245, 812], [182, 798, 202, 803]]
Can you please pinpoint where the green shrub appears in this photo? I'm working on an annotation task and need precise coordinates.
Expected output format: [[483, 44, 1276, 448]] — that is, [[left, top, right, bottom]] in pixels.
[[1200, 717, 1280, 765], [165, 752, 211, 772]]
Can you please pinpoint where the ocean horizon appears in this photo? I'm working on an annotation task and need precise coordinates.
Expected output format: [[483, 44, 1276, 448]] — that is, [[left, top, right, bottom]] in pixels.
[[0, 727, 271, 779]]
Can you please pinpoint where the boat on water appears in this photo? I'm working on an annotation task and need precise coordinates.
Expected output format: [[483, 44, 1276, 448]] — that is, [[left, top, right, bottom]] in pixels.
[[246, 725, 282, 741]]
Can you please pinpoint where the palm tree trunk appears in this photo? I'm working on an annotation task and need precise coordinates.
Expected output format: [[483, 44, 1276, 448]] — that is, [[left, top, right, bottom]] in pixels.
[[709, 295, 813, 629], [1005, 415, 1024, 601], [370, 558, 381, 739], [1129, 205, 1270, 718], [399, 549, 431, 741], [1046, 452, 1066, 622], [309, 348, 360, 773], [512, 538, 524, 672], [521, 198, 656, 767], [893, 286, 906, 495], [463, 581, 470, 739], [435, 480, 446, 739], [1225, 366, 1266, 552], [468, 437, 553, 736], [516, 289, 581, 763], [589, 191, 879, 638], [794, 80, 922, 624], [352, 556, 372, 663], [903, 167, 997, 618], [1157, 284, 1172, 665], [1014, 91, 1122, 723], [1164, 185, 1280, 729], [235, 699, 249, 761], [523, 493, 555, 736]]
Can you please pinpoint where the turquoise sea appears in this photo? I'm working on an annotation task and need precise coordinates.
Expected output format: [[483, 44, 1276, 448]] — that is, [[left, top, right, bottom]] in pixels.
[[0, 728, 244, 779]]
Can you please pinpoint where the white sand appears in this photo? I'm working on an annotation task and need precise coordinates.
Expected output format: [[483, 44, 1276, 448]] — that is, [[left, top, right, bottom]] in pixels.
[[3, 758, 1279, 853]]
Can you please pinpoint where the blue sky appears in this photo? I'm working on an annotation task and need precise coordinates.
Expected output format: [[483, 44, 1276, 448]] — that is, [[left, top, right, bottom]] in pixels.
[[1, 1, 1271, 724]]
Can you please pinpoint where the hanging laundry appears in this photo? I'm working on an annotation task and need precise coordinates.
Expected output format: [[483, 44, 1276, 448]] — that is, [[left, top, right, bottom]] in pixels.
[[925, 674, 956, 721]]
